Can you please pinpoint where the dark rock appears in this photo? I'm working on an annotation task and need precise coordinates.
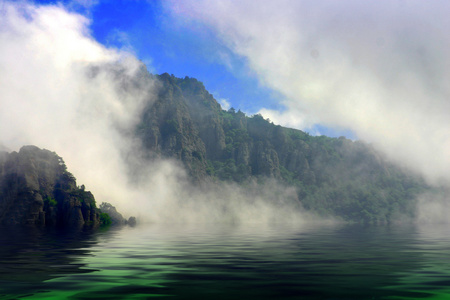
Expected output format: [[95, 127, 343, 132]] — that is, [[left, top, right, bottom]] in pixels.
[[0, 146, 101, 227], [127, 216, 137, 227]]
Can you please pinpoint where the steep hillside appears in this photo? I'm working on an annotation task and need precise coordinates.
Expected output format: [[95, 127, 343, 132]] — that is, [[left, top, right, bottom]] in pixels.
[[137, 73, 429, 223], [0, 146, 103, 227]]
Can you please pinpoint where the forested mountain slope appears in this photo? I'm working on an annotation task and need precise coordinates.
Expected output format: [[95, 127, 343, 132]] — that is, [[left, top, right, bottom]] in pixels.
[[136, 73, 429, 223]]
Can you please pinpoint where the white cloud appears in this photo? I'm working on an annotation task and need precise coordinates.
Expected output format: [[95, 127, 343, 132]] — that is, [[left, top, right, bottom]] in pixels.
[[218, 98, 231, 110], [0, 1, 154, 216], [169, 0, 450, 186]]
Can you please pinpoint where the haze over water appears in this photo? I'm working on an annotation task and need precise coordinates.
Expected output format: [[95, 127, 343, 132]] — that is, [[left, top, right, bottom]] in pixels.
[[2, 222, 450, 299]]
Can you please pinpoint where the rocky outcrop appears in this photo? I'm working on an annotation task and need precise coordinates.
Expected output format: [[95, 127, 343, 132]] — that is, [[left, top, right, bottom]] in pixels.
[[0, 146, 101, 227], [99, 202, 126, 225]]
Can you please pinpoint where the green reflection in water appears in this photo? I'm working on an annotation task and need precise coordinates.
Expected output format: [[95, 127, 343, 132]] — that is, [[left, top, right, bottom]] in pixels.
[[3, 223, 450, 299], [382, 225, 450, 300]]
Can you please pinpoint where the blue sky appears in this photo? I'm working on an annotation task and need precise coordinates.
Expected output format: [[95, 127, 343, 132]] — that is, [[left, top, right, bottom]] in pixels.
[[31, 0, 353, 138], [88, 0, 289, 117], [81, 1, 282, 111]]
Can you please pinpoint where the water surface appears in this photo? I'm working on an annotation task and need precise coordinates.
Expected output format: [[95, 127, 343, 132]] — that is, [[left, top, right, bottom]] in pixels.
[[2, 223, 450, 299]]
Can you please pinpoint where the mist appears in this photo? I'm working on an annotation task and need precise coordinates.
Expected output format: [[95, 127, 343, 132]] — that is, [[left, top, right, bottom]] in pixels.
[[169, 0, 450, 187], [0, 1, 325, 225], [0, 1, 152, 216]]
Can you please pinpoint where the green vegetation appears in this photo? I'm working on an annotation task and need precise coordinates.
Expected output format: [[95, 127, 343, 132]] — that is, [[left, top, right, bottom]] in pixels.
[[100, 212, 112, 226], [44, 196, 57, 207], [137, 73, 432, 224], [99, 202, 127, 225]]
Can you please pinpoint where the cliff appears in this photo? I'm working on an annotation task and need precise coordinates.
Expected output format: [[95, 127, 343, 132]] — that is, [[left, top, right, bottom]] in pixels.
[[136, 73, 429, 223], [0, 146, 101, 227]]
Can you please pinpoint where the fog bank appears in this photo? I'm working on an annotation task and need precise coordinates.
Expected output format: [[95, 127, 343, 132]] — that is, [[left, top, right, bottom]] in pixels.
[[169, 0, 450, 187]]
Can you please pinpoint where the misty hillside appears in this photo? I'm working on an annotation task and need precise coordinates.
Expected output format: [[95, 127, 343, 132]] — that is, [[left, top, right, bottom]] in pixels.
[[134, 73, 429, 223]]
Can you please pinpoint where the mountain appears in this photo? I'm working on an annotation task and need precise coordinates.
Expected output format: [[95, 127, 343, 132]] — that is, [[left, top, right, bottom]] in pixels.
[[137, 73, 429, 223], [0, 73, 430, 225], [0, 145, 104, 227]]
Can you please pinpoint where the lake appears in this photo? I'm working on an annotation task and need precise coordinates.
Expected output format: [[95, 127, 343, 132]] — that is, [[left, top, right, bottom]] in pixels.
[[1, 222, 450, 299]]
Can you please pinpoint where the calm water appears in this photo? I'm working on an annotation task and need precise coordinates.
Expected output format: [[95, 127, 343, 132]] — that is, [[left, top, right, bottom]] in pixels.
[[2, 222, 450, 299]]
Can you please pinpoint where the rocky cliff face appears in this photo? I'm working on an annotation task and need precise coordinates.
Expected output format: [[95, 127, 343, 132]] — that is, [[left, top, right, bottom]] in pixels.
[[138, 74, 208, 182], [0, 146, 100, 227], [136, 73, 429, 223]]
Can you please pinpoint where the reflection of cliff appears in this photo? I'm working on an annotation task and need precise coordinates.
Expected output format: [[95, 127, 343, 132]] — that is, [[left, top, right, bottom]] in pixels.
[[0, 146, 100, 227]]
